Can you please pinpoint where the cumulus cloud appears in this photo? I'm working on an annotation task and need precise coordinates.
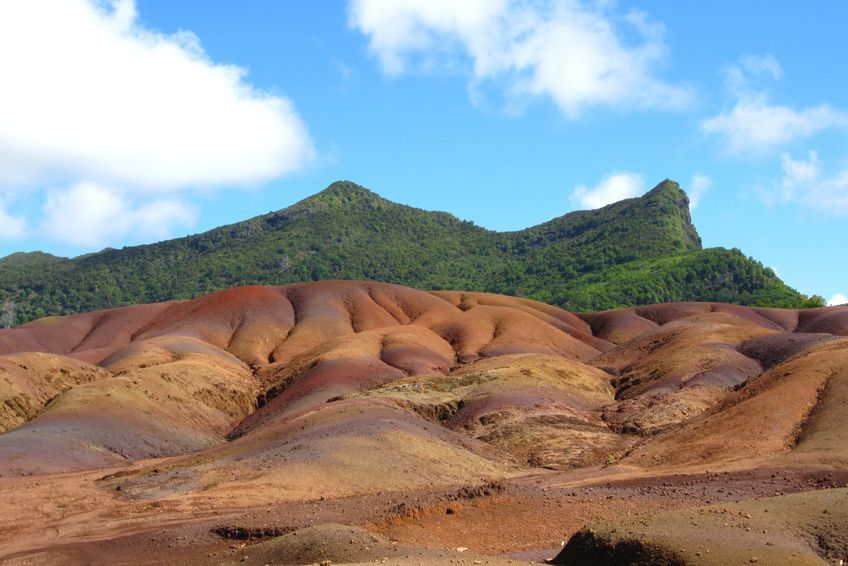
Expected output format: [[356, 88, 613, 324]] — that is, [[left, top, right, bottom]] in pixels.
[[571, 173, 645, 210], [0, 0, 314, 247], [0, 0, 313, 190], [688, 173, 711, 209], [0, 201, 26, 239], [829, 294, 848, 307], [42, 183, 198, 248], [762, 151, 848, 214], [348, 0, 692, 117], [701, 55, 848, 153], [701, 99, 847, 154]]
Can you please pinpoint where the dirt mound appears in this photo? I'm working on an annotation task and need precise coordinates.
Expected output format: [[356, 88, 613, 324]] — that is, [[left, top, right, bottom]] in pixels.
[[553, 488, 848, 565], [234, 523, 393, 565], [797, 305, 848, 335], [622, 339, 848, 472], [1, 282, 608, 368], [0, 340, 255, 475], [0, 352, 111, 433], [632, 302, 786, 331], [579, 308, 660, 344], [592, 317, 771, 399], [602, 384, 728, 436], [104, 398, 509, 503], [346, 354, 630, 468], [2, 283, 848, 562], [228, 523, 508, 565], [740, 332, 838, 369], [0, 302, 173, 363], [0, 282, 609, 476]]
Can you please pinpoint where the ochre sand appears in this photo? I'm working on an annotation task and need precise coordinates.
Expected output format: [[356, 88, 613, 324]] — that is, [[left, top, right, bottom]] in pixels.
[[1, 281, 846, 564]]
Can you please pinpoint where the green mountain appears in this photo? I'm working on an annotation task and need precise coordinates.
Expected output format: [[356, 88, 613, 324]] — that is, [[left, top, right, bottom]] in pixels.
[[0, 179, 822, 325]]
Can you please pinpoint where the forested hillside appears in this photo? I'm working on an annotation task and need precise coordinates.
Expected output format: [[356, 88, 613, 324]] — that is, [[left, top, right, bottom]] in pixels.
[[0, 179, 821, 325]]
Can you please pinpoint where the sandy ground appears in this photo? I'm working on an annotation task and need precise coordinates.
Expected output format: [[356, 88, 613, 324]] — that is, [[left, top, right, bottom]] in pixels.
[[1, 461, 845, 564], [1, 283, 848, 564]]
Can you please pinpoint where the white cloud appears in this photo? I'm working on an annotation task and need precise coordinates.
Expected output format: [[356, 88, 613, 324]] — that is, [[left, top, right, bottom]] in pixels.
[[0, 0, 314, 190], [779, 151, 820, 199], [41, 182, 197, 248], [764, 151, 848, 214], [829, 294, 848, 306], [701, 98, 848, 154], [739, 54, 783, 80], [0, 200, 26, 239], [348, 0, 692, 117], [689, 173, 711, 209], [0, 0, 315, 249], [571, 173, 645, 209], [701, 55, 848, 153], [723, 54, 782, 96]]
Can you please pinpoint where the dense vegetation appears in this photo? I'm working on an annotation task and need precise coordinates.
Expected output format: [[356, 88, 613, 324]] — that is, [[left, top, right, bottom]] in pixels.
[[0, 179, 823, 326]]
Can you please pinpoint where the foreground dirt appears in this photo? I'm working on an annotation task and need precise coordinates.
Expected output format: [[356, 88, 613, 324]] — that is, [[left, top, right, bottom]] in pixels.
[[1, 282, 847, 564], [2, 465, 845, 564]]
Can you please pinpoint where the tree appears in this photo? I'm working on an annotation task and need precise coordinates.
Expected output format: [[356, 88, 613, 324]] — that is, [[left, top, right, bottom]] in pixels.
[[0, 299, 17, 329], [803, 295, 827, 308]]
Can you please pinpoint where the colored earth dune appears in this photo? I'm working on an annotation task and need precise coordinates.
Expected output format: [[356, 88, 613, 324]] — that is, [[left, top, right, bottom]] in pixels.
[[0, 281, 846, 564]]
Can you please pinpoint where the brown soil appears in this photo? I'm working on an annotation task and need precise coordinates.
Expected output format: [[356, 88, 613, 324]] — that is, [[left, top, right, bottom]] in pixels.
[[0, 282, 847, 564]]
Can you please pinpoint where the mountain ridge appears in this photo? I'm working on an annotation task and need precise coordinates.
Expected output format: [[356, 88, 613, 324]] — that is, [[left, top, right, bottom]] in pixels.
[[0, 179, 821, 325], [0, 178, 697, 261]]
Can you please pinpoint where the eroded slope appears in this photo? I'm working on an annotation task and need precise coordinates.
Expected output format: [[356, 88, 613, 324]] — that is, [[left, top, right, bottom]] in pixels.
[[0, 282, 847, 564]]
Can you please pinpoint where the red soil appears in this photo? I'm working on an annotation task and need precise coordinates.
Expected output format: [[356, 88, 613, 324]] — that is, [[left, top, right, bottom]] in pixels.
[[1, 281, 847, 564]]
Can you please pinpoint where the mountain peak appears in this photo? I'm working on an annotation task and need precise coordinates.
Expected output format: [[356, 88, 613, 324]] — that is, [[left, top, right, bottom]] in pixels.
[[640, 178, 701, 249], [280, 181, 390, 217], [643, 178, 687, 202], [314, 180, 383, 202]]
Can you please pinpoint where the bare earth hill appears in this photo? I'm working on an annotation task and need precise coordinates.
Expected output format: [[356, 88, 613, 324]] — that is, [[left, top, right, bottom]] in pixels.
[[0, 281, 846, 564]]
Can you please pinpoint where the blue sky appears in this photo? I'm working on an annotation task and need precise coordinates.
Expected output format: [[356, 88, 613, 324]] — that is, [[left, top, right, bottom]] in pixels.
[[0, 1, 845, 304]]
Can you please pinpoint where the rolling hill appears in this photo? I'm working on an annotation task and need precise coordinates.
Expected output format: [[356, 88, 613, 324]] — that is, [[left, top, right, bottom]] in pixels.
[[0, 179, 820, 325], [0, 281, 846, 563]]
